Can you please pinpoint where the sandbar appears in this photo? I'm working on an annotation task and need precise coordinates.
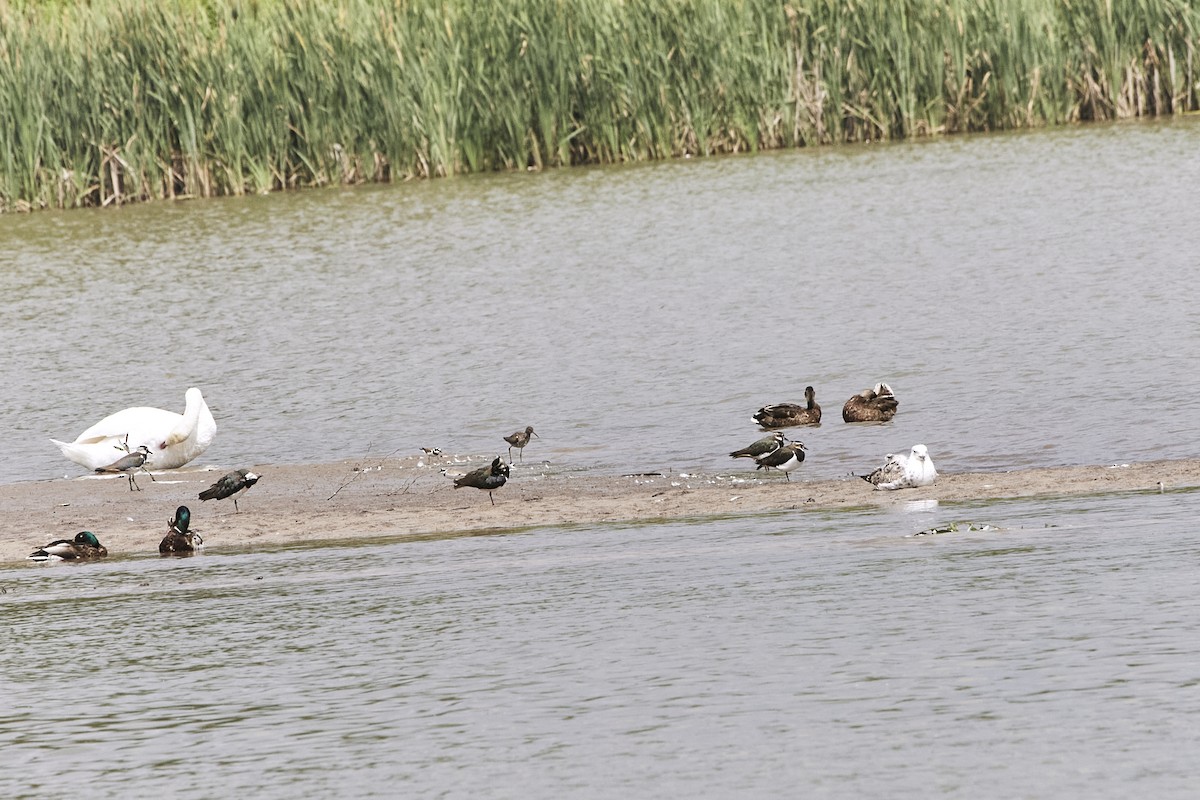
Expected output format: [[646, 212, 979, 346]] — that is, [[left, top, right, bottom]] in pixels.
[[2, 455, 1195, 564]]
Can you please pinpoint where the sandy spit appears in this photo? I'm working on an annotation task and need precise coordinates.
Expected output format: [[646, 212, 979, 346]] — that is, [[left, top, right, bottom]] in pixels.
[[3, 455, 1195, 564]]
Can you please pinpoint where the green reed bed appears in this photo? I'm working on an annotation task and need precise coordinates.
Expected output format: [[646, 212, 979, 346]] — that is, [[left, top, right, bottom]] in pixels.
[[0, 0, 1196, 211]]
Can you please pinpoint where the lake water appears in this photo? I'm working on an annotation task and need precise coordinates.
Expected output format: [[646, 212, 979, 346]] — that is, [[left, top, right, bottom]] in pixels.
[[2, 119, 1198, 483], [2, 119, 1199, 797], [3, 489, 1199, 798]]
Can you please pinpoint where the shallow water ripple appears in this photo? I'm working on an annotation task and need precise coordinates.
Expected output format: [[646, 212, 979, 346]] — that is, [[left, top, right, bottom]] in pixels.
[[2, 121, 1199, 484], [2, 491, 1199, 797]]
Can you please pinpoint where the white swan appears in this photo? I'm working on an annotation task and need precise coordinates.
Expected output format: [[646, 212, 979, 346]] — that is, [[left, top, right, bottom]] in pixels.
[[862, 444, 938, 490], [50, 387, 217, 472]]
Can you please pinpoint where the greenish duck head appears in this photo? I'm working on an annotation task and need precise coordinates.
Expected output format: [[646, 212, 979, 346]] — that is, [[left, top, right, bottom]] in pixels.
[[74, 531, 101, 548], [172, 505, 191, 534]]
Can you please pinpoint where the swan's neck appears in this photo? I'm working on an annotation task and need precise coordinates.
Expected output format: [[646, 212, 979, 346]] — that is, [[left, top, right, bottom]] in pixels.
[[164, 392, 203, 447]]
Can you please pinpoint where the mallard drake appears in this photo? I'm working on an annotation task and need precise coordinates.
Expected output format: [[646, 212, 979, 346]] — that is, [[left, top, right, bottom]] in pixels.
[[730, 431, 787, 460], [753, 386, 822, 428], [754, 441, 807, 481], [503, 426, 538, 462], [51, 387, 217, 471], [861, 444, 937, 490], [842, 383, 899, 422], [27, 531, 108, 562], [94, 443, 156, 491], [453, 457, 510, 505], [160, 505, 203, 554], [199, 469, 259, 512]]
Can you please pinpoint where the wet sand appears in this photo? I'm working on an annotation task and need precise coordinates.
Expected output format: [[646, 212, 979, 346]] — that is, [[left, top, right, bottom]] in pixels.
[[3, 455, 1195, 564]]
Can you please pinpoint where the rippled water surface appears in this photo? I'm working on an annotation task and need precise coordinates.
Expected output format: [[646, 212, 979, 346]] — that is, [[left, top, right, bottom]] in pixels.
[[3, 489, 1200, 798], [3, 120, 1200, 797], [2, 119, 1198, 483]]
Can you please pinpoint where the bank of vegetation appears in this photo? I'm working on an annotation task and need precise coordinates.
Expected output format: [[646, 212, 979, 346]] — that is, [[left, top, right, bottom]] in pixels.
[[1, 0, 1196, 211]]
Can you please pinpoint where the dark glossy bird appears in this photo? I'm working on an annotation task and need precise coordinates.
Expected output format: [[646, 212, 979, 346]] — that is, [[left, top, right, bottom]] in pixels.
[[754, 441, 807, 481], [729, 431, 787, 460], [842, 382, 899, 422], [159, 505, 203, 555], [452, 457, 510, 505], [503, 426, 538, 462], [95, 444, 155, 491], [27, 531, 108, 562], [199, 469, 259, 512], [753, 386, 822, 428]]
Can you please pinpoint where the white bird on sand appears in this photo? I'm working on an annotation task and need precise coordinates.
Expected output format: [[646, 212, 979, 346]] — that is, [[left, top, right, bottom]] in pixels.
[[861, 444, 938, 490], [50, 387, 217, 472]]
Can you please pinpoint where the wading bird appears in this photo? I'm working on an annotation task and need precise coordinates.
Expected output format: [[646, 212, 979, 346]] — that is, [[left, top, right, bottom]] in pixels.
[[199, 469, 260, 512], [452, 457, 510, 505], [95, 443, 155, 491], [754, 441, 807, 481], [503, 426, 538, 462], [730, 431, 787, 460]]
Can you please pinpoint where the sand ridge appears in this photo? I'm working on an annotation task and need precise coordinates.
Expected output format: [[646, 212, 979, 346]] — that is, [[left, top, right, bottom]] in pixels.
[[2, 455, 1195, 564]]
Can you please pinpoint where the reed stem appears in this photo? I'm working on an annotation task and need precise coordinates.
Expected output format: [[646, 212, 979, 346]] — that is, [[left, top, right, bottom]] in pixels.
[[1, 0, 1196, 211]]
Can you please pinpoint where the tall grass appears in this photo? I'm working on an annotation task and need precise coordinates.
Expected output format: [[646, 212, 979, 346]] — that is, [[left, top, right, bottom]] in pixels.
[[0, 0, 1196, 211]]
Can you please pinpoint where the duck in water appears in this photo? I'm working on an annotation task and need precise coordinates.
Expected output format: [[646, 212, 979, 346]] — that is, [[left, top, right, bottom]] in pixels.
[[28, 531, 108, 562], [160, 505, 203, 555], [842, 383, 899, 422], [753, 386, 822, 428]]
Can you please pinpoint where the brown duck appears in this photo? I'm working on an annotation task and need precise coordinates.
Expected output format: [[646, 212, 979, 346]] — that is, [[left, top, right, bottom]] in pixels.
[[842, 383, 899, 422], [753, 386, 821, 428]]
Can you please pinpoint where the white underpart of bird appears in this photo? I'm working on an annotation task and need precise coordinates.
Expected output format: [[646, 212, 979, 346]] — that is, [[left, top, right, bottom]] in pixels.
[[874, 444, 938, 490], [50, 387, 217, 471]]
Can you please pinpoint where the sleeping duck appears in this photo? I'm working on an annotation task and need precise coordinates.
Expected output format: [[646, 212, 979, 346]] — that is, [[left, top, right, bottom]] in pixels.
[[861, 444, 937, 490], [842, 383, 899, 422], [753, 386, 821, 428], [28, 531, 108, 562]]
